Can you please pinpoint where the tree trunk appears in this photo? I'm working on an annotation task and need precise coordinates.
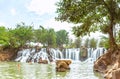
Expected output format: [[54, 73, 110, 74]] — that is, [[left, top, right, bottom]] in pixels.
[[108, 15, 118, 51], [103, 0, 118, 51]]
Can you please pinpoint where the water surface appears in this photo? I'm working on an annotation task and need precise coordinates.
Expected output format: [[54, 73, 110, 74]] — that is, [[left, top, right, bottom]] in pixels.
[[0, 61, 103, 79]]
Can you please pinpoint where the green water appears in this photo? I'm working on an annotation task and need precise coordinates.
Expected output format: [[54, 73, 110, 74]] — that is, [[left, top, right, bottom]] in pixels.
[[0, 61, 103, 79]]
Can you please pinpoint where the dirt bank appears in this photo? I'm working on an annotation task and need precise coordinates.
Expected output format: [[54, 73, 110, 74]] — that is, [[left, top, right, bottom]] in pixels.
[[0, 47, 18, 61], [93, 48, 120, 79]]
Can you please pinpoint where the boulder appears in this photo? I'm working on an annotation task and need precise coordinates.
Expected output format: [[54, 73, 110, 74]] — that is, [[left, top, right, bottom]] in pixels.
[[104, 52, 120, 79], [94, 49, 120, 78], [104, 68, 113, 79], [35, 45, 41, 52], [112, 68, 120, 79], [94, 50, 113, 72], [56, 59, 72, 72], [80, 46, 88, 61], [104, 68, 120, 79]]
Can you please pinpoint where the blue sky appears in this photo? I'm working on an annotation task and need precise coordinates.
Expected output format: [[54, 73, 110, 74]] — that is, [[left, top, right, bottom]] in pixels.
[[0, 0, 73, 32]]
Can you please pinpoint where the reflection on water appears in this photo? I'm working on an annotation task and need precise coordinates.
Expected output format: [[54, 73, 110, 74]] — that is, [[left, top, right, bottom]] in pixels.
[[0, 61, 103, 79]]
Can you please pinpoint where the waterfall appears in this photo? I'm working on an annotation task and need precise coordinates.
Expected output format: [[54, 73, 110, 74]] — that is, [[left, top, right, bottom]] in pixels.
[[51, 49, 63, 59], [91, 47, 106, 61], [15, 47, 106, 63]]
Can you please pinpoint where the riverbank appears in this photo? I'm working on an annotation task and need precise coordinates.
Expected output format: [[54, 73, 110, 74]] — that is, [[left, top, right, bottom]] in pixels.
[[94, 48, 120, 79], [0, 47, 18, 61]]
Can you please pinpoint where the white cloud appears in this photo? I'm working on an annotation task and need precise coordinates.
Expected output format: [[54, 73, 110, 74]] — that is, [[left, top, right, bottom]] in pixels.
[[42, 18, 73, 31], [27, 0, 58, 15], [10, 8, 16, 16], [42, 18, 76, 39]]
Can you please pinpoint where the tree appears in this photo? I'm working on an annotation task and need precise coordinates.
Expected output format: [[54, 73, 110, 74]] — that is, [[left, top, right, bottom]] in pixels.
[[47, 28, 56, 47], [34, 25, 48, 46], [89, 38, 97, 48], [0, 26, 9, 46], [56, 0, 120, 50], [8, 29, 19, 48], [56, 30, 69, 47], [34, 26, 56, 47], [99, 36, 110, 49], [9, 22, 34, 47], [74, 37, 81, 48], [84, 38, 89, 47]]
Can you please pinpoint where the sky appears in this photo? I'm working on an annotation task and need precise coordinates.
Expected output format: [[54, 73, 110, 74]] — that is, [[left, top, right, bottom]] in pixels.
[[0, 0, 106, 40], [0, 0, 73, 30]]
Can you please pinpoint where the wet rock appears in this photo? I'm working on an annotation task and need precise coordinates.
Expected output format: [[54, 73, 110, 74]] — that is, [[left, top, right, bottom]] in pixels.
[[94, 49, 120, 78], [112, 68, 120, 79], [56, 59, 72, 72], [46, 47, 53, 62], [93, 49, 113, 72], [80, 46, 88, 61], [35, 45, 41, 52], [38, 57, 48, 64], [56, 67, 66, 72]]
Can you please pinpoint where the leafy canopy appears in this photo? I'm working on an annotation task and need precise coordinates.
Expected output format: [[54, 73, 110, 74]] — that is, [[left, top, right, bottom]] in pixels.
[[8, 22, 34, 48], [56, 0, 120, 37]]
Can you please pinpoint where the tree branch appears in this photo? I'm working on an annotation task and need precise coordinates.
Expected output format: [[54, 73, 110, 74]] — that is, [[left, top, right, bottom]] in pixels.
[[102, 0, 111, 14]]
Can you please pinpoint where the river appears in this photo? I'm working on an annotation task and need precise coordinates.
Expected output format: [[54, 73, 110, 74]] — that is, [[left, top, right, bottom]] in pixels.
[[0, 60, 104, 79]]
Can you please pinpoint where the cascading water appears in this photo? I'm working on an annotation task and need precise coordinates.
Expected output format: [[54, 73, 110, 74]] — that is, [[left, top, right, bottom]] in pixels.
[[15, 48, 49, 63], [91, 47, 106, 61], [15, 47, 106, 63], [63, 48, 80, 60]]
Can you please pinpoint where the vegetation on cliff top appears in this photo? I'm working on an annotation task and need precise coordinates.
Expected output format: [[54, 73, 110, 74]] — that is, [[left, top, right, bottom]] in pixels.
[[0, 23, 105, 51], [0, 22, 69, 50]]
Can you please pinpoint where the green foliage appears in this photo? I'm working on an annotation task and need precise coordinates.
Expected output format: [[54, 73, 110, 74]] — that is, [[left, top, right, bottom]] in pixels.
[[34, 26, 56, 47], [116, 33, 120, 44], [8, 30, 19, 48], [56, 0, 120, 48], [84, 38, 89, 47], [89, 38, 97, 48], [47, 28, 56, 47], [82, 37, 97, 48], [0, 26, 9, 46], [0, 22, 71, 48], [8, 22, 34, 48], [66, 39, 74, 48], [99, 36, 110, 49], [34, 26, 48, 45], [56, 30, 69, 47], [74, 37, 81, 48], [56, 0, 106, 36]]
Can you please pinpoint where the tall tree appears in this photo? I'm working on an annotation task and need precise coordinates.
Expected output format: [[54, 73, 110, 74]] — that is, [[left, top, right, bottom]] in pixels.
[[74, 37, 81, 48], [89, 38, 97, 48], [56, 30, 69, 47], [34, 25, 48, 46], [56, 0, 120, 50], [34, 26, 56, 47], [84, 38, 89, 47], [47, 28, 56, 47]]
